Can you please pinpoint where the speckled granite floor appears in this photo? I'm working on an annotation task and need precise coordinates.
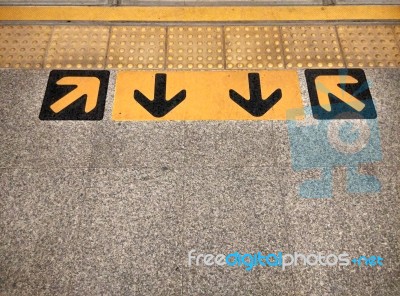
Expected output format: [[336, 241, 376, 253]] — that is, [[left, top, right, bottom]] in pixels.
[[0, 69, 399, 295]]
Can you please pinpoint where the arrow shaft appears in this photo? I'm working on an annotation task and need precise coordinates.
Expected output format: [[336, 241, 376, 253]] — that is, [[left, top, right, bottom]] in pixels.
[[330, 87, 365, 111], [154, 73, 167, 101], [248, 73, 262, 101], [134, 73, 186, 117], [315, 82, 333, 111], [50, 87, 82, 113], [229, 73, 282, 117]]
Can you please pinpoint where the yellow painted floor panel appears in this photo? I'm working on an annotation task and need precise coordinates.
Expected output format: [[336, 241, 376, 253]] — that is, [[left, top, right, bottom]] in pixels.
[[112, 70, 304, 121], [0, 6, 399, 22], [0, 24, 400, 70]]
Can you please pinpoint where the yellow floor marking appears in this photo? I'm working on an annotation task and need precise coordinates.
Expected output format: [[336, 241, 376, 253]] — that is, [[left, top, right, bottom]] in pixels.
[[112, 71, 304, 121], [0, 6, 399, 22]]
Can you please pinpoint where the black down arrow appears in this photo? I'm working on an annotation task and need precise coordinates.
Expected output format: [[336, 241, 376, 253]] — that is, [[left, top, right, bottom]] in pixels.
[[134, 73, 186, 117], [229, 73, 282, 117]]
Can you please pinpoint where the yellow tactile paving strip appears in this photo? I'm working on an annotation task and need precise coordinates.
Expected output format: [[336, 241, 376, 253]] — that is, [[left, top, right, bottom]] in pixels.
[[225, 26, 284, 69], [337, 25, 400, 68], [0, 25, 52, 69], [0, 24, 400, 70], [281, 26, 345, 69], [106, 26, 166, 70], [45, 26, 109, 69], [166, 27, 224, 70]]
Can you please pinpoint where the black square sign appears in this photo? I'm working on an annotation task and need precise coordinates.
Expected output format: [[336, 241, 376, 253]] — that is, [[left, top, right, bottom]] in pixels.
[[305, 69, 377, 120], [39, 70, 109, 120]]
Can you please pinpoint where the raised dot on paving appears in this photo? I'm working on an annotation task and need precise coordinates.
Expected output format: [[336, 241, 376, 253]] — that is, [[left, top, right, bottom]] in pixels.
[[224, 26, 284, 69], [281, 25, 344, 69], [0, 25, 52, 69], [337, 25, 400, 68], [106, 26, 166, 70], [166, 26, 224, 70], [44, 26, 109, 69]]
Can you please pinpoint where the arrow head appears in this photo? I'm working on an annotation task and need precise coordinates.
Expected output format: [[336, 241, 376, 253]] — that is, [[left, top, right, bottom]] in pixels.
[[229, 73, 282, 117], [134, 74, 186, 118]]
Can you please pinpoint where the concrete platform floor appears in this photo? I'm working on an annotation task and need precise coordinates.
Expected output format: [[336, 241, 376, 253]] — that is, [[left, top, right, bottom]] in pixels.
[[0, 69, 399, 295]]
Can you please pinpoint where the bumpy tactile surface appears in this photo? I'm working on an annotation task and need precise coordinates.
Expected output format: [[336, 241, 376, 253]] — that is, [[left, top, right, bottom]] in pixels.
[[0, 25, 52, 69], [44, 26, 109, 69], [166, 26, 224, 70], [281, 25, 345, 68], [224, 26, 284, 69], [0, 24, 399, 69], [337, 25, 400, 68], [106, 26, 166, 70]]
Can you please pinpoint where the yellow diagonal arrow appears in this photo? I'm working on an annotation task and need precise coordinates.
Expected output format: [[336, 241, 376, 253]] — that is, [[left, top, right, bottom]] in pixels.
[[50, 76, 100, 113], [315, 75, 365, 112]]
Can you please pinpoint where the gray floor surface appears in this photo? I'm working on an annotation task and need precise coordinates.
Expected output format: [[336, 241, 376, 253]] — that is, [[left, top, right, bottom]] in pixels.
[[0, 69, 399, 295]]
